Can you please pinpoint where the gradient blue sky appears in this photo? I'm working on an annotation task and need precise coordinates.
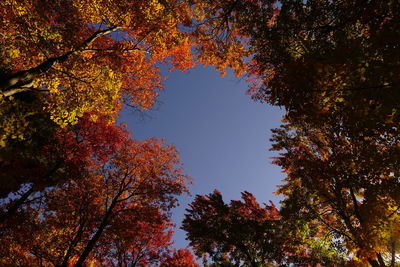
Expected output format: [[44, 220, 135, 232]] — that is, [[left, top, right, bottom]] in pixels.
[[120, 66, 285, 249]]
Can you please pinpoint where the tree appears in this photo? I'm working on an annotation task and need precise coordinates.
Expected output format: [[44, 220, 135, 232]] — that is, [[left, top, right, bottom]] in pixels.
[[183, 190, 346, 266], [0, 131, 192, 266], [0, 0, 196, 209], [0, 0, 194, 121], [194, 0, 400, 131], [271, 121, 400, 266], [196, 0, 400, 131], [160, 249, 199, 267], [0, 114, 128, 223], [0, 0, 249, 202], [183, 190, 281, 266], [0, 1, 253, 266], [0, 0, 249, 144], [193, 1, 400, 265]]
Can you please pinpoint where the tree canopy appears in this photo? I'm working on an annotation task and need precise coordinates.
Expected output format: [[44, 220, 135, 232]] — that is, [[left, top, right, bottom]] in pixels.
[[182, 0, 400, 266], [0, 0, 229, 265], [2, 0, 400, 266]]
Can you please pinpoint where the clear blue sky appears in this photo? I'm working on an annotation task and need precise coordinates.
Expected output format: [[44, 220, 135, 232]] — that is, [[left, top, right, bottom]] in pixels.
[[120, 66, 285, 249]]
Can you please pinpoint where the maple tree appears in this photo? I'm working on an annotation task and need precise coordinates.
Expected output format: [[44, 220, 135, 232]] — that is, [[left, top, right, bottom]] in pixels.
[[252, 1, 400, 265], [160, 249, 199, 267], [0, 0, 249, 202], [0, 126, 193, 266], [0, 0, 194, 128], [0, 0, 249, 145], [271, 121, 400, 266], [0, 0, 194, 208], [0, 114, 128, 224], [183, 190, 281, 266], [182, 190, 345, 266], [3, 0, 400, 266], [0, 1, 250, 265]]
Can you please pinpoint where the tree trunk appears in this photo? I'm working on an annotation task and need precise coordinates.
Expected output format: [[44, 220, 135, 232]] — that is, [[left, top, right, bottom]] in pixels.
[[369, 259, 381, 267], [60, 219, 86, 267], [368, 254, 387, 267], [74, 190, 122, 267], [0, 53, 71, 95], [377, 253, 386, 267], [0, 26, 121, 96], [390, 239, 396, 267]]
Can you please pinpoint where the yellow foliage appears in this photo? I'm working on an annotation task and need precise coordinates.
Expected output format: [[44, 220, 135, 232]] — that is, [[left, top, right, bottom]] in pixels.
[[0, 0, 212, 146]]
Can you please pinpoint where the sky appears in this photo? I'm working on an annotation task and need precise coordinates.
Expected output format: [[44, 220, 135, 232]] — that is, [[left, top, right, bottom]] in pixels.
[[120, 66, 285, 249]]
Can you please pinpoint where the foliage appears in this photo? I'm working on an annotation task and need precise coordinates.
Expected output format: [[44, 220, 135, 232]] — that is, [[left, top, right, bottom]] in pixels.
[[182, 190, 346, 266], [189, 0, 400, 265], [0, 0, 196, 147], [160, 249, 199, 267], [271, 121, 400, 265], [4, 0, 400, 266], [0, 125, 192, 266], [0, 0, 250, 145], [0, 0, 257, 265], [183, 190, 281, 266], [0, 0, 250, 200], [0, 0, 254, 265], [193, 0, 400, 130]]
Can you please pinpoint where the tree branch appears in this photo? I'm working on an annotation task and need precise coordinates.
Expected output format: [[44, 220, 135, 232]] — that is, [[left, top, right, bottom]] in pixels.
[[0, 26, 122, 95], [74, 181, 125, 267], [349, 186, 363, 225], [80, 48, 149, 54], [60, 218, 87, 267]]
